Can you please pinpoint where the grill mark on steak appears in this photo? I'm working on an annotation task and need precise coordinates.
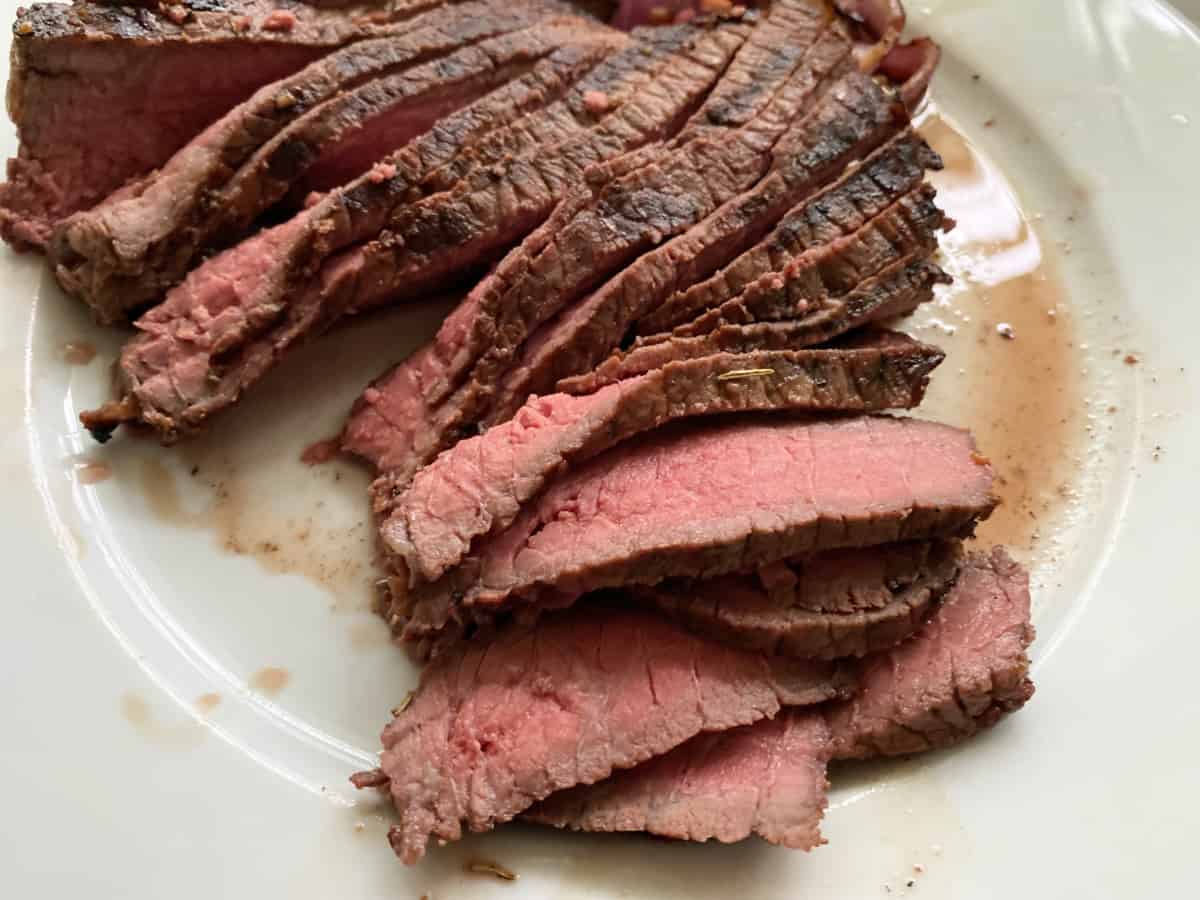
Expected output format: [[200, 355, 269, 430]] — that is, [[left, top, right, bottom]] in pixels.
[[352, 605, 851, 864], [641, 540, 962, 659], [47, 3, 574, 324], [418, 21, 720, 195], [482, 74, 912, 425], [395, 416, 996, 644], [639, 127, 942, 335], [676, 182, 945, 334], [75, 35, 639, 443], [379, 330, 944, 586], [81, 17, 750, 444], [670, 0, 842, 146], [303, 23, 704, 268], [677, 245, 950, 338], [335, 17, 811, 472], [2, 0, 541, 249], [337, 8, 797, 316], [524, 710, 832, 849], [826, 547, 1035, 758], [582, 254, 950, 385], [343, 66, 902, 489]]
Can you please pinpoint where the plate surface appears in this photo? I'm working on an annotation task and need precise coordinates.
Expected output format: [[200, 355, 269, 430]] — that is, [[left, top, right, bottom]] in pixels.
[[2, 1, 1198, 896]]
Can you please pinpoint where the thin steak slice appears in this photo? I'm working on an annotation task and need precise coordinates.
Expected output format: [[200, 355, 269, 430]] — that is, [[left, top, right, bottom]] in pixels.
[[81, 17, 752, 444], [350, 606, 851, 864], [1, 0, 498, 249], [381, 330, 944, 586], [48, 1, 585, 322], [580, 254, 949, 385], [641, 539, 962, 659], [828, 547, 1035, 759], [518, 545, 1028, 853], [676, 243, 946, 338], [397, 415, 996, 642], [487, 136, 936, 427], [525, 710, 832, 849], [341, 0, 842, 324], [481, 70, 912, 426], [344, 67, 904, 486], [675, 181, 945, 335], [639, 126, 942, 335]]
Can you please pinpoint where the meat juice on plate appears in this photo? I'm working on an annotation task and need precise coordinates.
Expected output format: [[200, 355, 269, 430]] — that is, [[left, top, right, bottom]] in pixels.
[[913, 115, 1083, 557]]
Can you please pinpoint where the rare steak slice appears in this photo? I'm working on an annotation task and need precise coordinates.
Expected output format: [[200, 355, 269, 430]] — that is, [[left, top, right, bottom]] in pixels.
[[639, 126, 942, 335], [1, 0, 508, 249], [380, 330, 944, 586], [397, 415, 996, 642], [525, 710, 832, 849], [581, 254, 949, 385], [642, 540, 962, 659], [81, 17, 752, 443], [350, 606, 851, 863], [827, 547, 1035, 758], [49, 2, 588, 322]]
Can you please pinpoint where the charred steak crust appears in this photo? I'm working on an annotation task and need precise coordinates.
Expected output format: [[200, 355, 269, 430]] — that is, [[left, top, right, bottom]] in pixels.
[[480, 64, 909, 428], [47, 2, 586, 322], [583, 253, 950, 386], [3, 0, 534, 249], [672, 182, 946, 335], [81, 15, 755, 443], [343, 65, 907, 489], [638, 126, 944, 335]]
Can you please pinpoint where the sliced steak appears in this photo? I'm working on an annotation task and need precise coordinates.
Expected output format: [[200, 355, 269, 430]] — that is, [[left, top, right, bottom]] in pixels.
[[639, 126, 942, 335], [642, 539, 962, 659], [828, 547, 1036, 759], [525, 710, 831, 849], [582, 254, 949, 384], [677, 245, 947, 338], [670, 0, 847, 145], [482, 70, 912, 425], [343, 67, 905, 487], [81, 17, 752, 443], [1, 0, 499, 249], [382, 330, 944, 585], [351, 606, 851, 864], [49, 2, 587, 322], [397, 415, 996, 642], [417, 22, 712, 195], [676, 182, 945, 335], [342, 1, 839, 317]]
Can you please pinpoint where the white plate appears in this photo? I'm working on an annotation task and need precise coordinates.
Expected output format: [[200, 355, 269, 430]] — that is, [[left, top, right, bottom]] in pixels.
[[2, 1, 1198, 895]]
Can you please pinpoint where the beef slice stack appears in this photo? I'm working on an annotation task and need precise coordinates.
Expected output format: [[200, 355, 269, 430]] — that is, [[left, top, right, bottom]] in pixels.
[[64, 0, 932, 443], [0, 0, 1035, 870], [4, 0, 564, 250], [354, 547, 1035, 863], [336, 1, 1035, 867]]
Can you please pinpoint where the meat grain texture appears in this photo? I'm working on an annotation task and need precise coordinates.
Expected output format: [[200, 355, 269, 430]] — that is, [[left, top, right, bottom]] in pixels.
[[358, 606, 850, 863], [0, 0, 1043, 872]]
